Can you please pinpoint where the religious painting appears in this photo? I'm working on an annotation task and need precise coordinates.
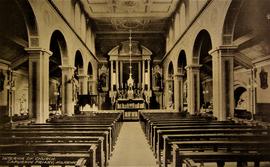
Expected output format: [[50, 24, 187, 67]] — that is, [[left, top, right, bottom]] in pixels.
[[98, 65, 109, 92], [152, 65, 162, 91], [259, 67, 268, 89]]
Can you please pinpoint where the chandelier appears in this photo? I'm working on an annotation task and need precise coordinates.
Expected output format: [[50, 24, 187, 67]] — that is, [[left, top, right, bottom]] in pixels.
[[127, 30, 134, 99], [127, 30, 134, 88]]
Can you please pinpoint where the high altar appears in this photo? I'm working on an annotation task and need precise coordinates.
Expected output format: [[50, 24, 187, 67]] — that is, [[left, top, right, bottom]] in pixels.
[[108, 31, 153, 120]]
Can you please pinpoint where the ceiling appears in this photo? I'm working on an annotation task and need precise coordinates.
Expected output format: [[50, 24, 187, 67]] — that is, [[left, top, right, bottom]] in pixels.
[[82, 0, 179, 60]]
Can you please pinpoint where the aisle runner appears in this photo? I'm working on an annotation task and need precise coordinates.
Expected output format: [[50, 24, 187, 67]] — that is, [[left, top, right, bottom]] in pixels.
[[108, 122, 158, 167]]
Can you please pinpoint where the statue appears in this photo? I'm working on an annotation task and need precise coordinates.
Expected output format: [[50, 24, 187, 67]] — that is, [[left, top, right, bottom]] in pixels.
[[0, 70, 5, 92], [127, 73, 134, 99], [260, 68, 268, 89]]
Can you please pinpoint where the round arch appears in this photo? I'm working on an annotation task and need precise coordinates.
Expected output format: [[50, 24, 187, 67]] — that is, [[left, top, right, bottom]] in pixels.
[[87, 62, 93, 76], [168, 61, 174, 77], [193, 29, 212, 64], [234, 86, 247, 108], [48, 30, 68, 112], [193, 30, 213, 110], [50, 30, 68, 59], [222, 0, 244, 45], [74, 50, 84, 79], [74, 50, 84, 69], [16, 0, 39, 37], [177, 50, 187, 71]]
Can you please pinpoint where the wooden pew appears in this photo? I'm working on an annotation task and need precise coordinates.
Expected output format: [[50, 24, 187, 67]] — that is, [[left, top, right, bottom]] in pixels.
[[151, 124, 260, 155], [150, 123, 250, 148], [0, 143, 98, 167], [161, 133, 270, 167], [0, 113, 123, 167], [171, 141, 270, 167], [146, 121, 212, 142], [12, 126, 116, 148], [0, 136, 106, 167], [155, 128, 269, 157], [0, 130, 111, 164]]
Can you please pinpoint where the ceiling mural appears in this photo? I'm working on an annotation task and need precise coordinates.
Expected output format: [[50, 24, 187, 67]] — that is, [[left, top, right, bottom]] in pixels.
[[82, 0, 178, 60]]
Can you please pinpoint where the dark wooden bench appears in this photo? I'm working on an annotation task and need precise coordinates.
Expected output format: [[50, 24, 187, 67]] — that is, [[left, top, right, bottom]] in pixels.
[[0, 143, 98, 167], [0, 130, 111, 164], [161, 133, 270, 167], [146, 121, 216, 142], [171, 141, 270, 167], [151, 124, 251, 148], [0, 136, 106, 167], [154, 127, 268, 155], [12, 126, 116, 147]]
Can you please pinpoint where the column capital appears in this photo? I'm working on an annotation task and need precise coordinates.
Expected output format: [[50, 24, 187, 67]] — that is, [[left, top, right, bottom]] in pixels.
[[209, 45, 238, 56], [25, 48, 52, 57], [77, 74, 88, 78], [174, 73, 184, 79], [59, 65, 76, 70], [185, 64, 202, 70]]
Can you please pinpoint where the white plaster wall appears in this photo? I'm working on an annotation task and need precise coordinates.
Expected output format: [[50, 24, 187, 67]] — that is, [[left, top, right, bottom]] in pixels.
[[28, 0, 98, 73]]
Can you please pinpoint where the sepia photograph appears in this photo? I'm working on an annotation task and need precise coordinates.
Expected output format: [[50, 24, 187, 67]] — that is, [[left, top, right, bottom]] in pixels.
[[0, 0, 270, 166]]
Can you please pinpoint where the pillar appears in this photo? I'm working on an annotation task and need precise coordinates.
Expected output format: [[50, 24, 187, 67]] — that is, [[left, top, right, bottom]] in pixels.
[[26, 48, 52, 123], [120, 61, 123, 88], [116, 60, 119, 89], [174, 72, 184, 112], [78, 74, 88, 95], [179, 73, 185, 112], [210, 46, 236, 121], [142, 60, 145, 89], [138, 62, 141, 87], [60, 66, 75, 116], [186, 64, 201, 115], [165, 78, 173, 109], [174, 74, 180, 111], [110, 61, 113, 91], [147, 59, 151, 90]]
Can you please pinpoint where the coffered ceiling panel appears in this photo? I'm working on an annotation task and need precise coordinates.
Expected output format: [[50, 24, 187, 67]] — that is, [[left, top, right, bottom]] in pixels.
[[82, 0, 179, 60]]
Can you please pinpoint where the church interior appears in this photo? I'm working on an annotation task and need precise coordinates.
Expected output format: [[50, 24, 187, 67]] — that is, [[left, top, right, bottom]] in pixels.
[[0, 0, 270, 166]]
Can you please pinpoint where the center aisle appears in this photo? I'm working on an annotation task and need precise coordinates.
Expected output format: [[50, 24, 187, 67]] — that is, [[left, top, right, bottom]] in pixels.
[[108, 122, 158, 167]]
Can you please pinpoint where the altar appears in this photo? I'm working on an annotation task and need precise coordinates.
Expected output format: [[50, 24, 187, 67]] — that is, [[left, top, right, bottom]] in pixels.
[[116, 98, 145, 120]]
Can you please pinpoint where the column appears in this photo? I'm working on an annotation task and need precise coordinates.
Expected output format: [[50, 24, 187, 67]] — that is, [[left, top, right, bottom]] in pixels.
[[210, 46, 236, 121], [147, 59, 151, 90], [142, 60, 145, 89], [138, 62, 141, 87], [120, 61, 123, 88], [116, 60, 119, 89], [92, 73, 98, 95], [78, 74, 88, 95], [11, 72, 17, 116], [165, 78, 173, 109], [250, 68, 257, 119], [60, 66, 75, 116], [110, 61, 113, 91], [174, 74, 180, 111], [26, 48, 52, 123], [179, 72, 185, 112], [186, 64, 201, 115]]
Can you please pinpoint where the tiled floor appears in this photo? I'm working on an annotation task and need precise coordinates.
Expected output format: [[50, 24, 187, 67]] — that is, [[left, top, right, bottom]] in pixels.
[[108, 122, 158, 167]]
